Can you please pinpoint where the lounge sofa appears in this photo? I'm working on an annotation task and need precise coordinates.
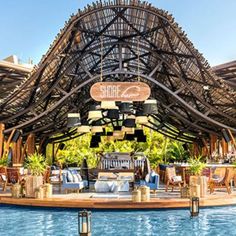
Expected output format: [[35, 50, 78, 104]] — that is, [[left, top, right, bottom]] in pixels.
[[62, 169, 88, 193]]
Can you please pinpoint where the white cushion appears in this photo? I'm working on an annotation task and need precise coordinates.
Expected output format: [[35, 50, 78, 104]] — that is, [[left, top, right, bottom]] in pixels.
[[67, 171, 73, 182], [1, 174, 6, 181], [172, 176, 182, 182]]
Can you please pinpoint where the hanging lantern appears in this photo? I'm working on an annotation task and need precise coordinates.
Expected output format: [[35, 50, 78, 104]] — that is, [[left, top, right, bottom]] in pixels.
[[125, 133, 135, 141], [122, 127, 135, 134], [88, 105, 103, 120], [134, 129, 144, 137], [78, 210, 91, 236], [190, 197, 199, 217], [135, 110, 149, 124], [143, 99, 158, 115], [91, 125, 103, 133], [77, 125, 90, 133], [113, 126, 124, 139], [137, 135, 147, 142], [67, 113, 81, 128], [107, 109, 119, 119], [123, 115, 136, 127], [119, 102, 133, 114], [95, 128, 106, 136], [101, 101, 118, 110]]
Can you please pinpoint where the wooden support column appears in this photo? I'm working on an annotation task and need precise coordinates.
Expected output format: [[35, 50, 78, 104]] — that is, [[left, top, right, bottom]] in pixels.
[[202, 138, 210, 157], [227, 129, 236, 150], [210, 134, 217, 155], [4, 129, 16, 158], [192, 142, 200, 156], [221, 138, 228, 157], [27, 133, 36, 155], [0, 123, 5, 158]]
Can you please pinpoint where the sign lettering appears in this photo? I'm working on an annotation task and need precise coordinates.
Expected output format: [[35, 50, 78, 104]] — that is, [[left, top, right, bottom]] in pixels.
[[90, 82, 151, 101]]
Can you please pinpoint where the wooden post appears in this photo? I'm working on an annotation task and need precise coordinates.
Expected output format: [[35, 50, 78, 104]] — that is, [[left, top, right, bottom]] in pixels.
[[52, 142, 55, 164], [221, 138, 228, 157], [0, 123, 5, 158], [227, 129, 236, 150], [210, 135, 217, 156], [3, 129, 16, 158], [27, 133, 36, 155]]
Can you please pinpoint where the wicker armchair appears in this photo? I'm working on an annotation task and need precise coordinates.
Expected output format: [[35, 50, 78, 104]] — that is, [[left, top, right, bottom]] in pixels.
[[209, 168, 231, 194], [165, 167, 183, 192]]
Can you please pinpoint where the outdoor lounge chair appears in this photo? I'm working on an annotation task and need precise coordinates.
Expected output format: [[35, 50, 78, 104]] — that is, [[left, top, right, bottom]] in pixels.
[[62, 169, 88, 193], [165, 167, 183, 192], [140, 172, 159, 193], [209, 168, 231, 194]]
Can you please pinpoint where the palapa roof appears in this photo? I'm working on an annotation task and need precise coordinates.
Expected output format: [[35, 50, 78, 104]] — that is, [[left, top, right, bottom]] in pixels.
[[0, 0, 235, 143]]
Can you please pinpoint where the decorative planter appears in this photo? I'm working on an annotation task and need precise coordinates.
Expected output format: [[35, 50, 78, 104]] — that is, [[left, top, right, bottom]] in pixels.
[[132, 189, 141, 202], [180, 186, 190, 198], [189, 175, 208, 198], [139, 186, 150, 202], [189, 184, 200, 198], [11, 183, 21, 198], [43, 183, 53, 198], [25, 175, 43, 198]]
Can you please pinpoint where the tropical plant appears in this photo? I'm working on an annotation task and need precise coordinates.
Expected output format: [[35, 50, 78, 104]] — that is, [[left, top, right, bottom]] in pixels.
[[47, 128, 192, 169], [0, 156, 8, 166], [188, 155, 206, 176], [25, 153, 47, 176]]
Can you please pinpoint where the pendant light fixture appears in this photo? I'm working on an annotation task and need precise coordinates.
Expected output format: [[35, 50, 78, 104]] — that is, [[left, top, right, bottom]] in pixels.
[[107, 109, 119, 119], [101, 101, 118, 110], [88, 105, 103, 120], [135, 110, 149, 124], [67, 113, 81, 128], [123, 115, 136, 128], [119, 102, 133, 114], [122, 126, 135, 134], [143, 99, 158, 115], [91, 120, 104, 133], [77, 120, 90, 133]]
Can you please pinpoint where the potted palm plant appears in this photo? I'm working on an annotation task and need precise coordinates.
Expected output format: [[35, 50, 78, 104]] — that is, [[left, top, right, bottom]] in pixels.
[[25, 153, 46, 198], [188, 155, 207, 198]]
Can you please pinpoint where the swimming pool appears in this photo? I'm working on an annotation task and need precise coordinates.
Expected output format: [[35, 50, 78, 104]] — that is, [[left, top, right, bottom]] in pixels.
[[0, 205, 236, 236]]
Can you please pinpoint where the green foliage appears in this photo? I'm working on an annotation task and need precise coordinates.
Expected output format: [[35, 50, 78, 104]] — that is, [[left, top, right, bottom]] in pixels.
[[25, 153, 47, 176], [53, 128, 190, 169], [0, 155, 8, 166], [188, 155, 206, 176], [166, 141, 189, 163]]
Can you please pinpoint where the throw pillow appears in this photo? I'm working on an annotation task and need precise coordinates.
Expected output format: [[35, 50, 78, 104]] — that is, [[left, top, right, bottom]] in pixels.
[[172, 175, 182, 182], [76, 173, 83, 182], [145, 174, 150, 183], [67, 171, 73, 182], [73, 174, 80, 183], [150, 170, 157, 183]]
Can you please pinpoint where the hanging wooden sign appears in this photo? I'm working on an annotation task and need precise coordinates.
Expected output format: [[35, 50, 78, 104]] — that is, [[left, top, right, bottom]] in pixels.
[[90, 82, 151, 101]]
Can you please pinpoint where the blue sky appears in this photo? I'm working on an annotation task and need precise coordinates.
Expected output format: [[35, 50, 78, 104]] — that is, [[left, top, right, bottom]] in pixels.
[[0, 0, 235, 66]]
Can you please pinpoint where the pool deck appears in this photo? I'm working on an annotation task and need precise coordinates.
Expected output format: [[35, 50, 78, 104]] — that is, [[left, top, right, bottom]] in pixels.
[[1, 187, 236, 209]]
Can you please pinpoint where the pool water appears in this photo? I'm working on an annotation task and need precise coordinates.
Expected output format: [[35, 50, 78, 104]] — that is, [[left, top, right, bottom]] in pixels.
[[1, 205, 236, 236]]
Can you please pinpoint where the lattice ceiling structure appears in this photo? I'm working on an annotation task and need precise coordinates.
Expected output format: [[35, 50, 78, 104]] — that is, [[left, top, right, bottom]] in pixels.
[[212, 61, 236, 89], [0, 0, 235, 144], [0, 59, 32, 100]]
